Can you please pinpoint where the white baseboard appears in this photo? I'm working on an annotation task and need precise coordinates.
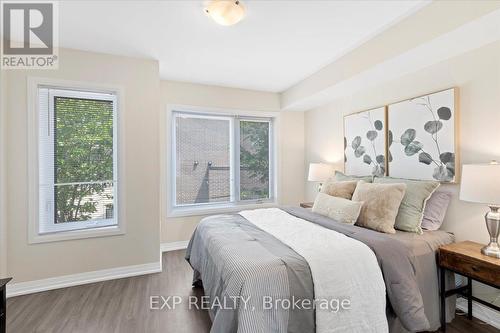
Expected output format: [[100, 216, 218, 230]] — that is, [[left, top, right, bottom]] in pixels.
[[160, 240, 189, 252], [7, 241, 189, 298], [456, 297, 500, 329], [7, 261, 162, 298]]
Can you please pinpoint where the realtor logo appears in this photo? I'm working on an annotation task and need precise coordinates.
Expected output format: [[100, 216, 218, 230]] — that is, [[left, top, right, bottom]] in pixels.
[[1, 1, 58, 69]]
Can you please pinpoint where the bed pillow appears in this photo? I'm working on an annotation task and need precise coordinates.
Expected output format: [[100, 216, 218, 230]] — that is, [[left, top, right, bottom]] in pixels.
[[374, 176, 440, 234], [421, 190, 452, 231], [312, 192, 363, 225], [320, 180, 358, 200], [351, 181, 406, 234], [334, 171, 373, 183]]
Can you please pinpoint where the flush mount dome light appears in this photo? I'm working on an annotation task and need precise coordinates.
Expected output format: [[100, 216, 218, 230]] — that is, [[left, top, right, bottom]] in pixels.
[[205, 0, 246, 26]]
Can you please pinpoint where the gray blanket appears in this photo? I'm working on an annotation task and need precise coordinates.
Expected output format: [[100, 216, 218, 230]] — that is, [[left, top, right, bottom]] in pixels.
[[186, 207, 455, 332], [283, 207, 456, 332]]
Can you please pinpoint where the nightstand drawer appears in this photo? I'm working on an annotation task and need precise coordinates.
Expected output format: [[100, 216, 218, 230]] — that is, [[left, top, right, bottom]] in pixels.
[[439, 250, 500, 287]]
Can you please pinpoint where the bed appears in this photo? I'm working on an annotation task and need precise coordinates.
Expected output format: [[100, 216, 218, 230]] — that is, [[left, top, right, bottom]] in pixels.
[[185, 206, 456, 333]]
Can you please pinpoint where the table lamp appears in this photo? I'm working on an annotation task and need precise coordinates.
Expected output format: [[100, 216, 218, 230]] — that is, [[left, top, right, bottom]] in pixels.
[[308, 163, 333, 192], [460, 162, 500, 258]]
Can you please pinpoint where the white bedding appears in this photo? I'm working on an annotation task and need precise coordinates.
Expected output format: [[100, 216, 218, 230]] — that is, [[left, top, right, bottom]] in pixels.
[[239, 208, 388, 333]]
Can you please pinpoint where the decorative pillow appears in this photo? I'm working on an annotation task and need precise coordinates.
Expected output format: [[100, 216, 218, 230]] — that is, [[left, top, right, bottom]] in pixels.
[[374, 176, 440, 234], [351, 181, 406, 234], [421, 190, 452, 231], [312, 193, 363, 225], [334, 171, 373, 183], [320, 180, 358, 200]]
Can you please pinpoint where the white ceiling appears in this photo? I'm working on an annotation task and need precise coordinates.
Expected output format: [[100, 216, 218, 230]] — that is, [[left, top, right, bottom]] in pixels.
[[58, 0, 427, 92]]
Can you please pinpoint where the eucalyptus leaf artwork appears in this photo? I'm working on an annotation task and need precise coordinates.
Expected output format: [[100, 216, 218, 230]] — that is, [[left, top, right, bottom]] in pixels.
[[388, 88, 457, 182], [344, 107, 386, 177]]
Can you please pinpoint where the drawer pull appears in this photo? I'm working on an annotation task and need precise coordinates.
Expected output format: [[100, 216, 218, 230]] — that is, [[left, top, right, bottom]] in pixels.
[[471, 266, 480, 272]]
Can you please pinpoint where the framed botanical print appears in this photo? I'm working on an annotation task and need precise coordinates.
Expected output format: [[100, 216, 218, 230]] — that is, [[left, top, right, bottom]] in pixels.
[[387, 88, 459, 182], [344, 107, 387, 177]]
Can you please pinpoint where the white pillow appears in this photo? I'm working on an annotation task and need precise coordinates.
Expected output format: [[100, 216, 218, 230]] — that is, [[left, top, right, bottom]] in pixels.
[[312, 192, 363, 225]]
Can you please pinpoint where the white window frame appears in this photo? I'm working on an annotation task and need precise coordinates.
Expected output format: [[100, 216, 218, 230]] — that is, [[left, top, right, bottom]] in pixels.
[[28, 77, 126, 244], [165, 105, 279, 218]]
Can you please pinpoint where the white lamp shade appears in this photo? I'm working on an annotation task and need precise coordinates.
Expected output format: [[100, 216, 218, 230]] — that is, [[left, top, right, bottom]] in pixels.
[[308, 163, 333, 182], [460, 163, 500, 206]]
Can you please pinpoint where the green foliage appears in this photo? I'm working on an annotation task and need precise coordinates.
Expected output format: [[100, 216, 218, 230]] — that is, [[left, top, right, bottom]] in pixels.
[[54, 97, 113, 223], [240, 189, 269, 201], [239, 121, 269, 200]]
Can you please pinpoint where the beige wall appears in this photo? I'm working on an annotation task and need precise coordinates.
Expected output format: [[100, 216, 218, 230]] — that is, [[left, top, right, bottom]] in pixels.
[[160, 81, 305, 243], [3, 49, 161, 282], [1, 54, 305, 283], [304, 40, 500, 304]]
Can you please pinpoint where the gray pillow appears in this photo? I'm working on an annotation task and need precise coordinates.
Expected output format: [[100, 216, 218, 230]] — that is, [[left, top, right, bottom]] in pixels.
[[373, 176, 440, 234], [312, 193, 363, 225], [352, 181, 406, 234], [335, 171, 373, 183], [421, 190, 452, 231]]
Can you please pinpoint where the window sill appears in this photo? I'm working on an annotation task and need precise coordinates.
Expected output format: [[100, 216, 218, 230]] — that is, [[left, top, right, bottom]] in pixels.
[[28, 225, 125, 244], [167, 201, 278, 218]]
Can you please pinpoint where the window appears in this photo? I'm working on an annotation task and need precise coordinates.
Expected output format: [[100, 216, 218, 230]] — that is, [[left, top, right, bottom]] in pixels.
[[37, 87, 118, 235], [171, 111, 274, 213]]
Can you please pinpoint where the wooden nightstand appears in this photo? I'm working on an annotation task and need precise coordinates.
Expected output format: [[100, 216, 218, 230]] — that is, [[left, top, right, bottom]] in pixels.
[[438, 241, 500, 332], [0, 278, 12, 333], [300, 202, 313, 209]]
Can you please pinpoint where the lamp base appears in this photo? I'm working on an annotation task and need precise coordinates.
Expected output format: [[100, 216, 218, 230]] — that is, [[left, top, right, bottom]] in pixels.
[[483, 207, 500, 258], [481, 242, 500, 258]]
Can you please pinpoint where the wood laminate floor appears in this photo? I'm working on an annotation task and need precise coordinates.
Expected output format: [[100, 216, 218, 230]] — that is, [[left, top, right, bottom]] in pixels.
[[7, 250, 500, 333]]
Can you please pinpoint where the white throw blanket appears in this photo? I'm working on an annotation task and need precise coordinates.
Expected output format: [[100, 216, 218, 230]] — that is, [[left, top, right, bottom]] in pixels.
[[239, 208, 388, 333]]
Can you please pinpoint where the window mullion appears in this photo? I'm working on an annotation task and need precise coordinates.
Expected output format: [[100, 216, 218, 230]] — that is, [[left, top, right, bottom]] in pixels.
[[232, 117, 241, 203], [47, 90, 56, 228], [268, 120, 274, 201], [112, 94, 118, 224]]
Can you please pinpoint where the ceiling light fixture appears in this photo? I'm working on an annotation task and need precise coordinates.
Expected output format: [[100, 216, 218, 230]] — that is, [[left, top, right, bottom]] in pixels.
[[205, 0, 246, 26]]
